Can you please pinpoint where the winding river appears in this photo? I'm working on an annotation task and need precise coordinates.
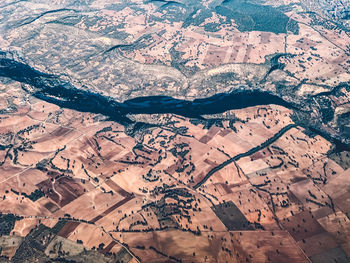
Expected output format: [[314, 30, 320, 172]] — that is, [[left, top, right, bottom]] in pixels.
[[0, 57, 296, 122]]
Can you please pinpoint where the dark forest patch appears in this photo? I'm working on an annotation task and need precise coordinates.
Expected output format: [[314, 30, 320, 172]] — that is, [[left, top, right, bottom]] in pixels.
[[215, 0, 299, 34], [0, 213, 22, 236]]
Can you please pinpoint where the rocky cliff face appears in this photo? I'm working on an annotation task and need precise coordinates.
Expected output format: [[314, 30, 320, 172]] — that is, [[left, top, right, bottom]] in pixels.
[[319, 0, 349, 20]]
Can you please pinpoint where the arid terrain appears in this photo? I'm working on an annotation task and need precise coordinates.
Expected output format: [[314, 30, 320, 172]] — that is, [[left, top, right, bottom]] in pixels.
[[0, 0, 349, 262]]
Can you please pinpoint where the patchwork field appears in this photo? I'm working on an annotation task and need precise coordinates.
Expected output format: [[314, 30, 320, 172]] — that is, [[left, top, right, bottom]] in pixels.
[[0, 82, 348, 262], [0, 0, 349, 262]]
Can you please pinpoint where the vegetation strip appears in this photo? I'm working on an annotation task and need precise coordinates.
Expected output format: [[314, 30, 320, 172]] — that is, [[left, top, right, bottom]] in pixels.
[[193, 124, 297, 189]]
